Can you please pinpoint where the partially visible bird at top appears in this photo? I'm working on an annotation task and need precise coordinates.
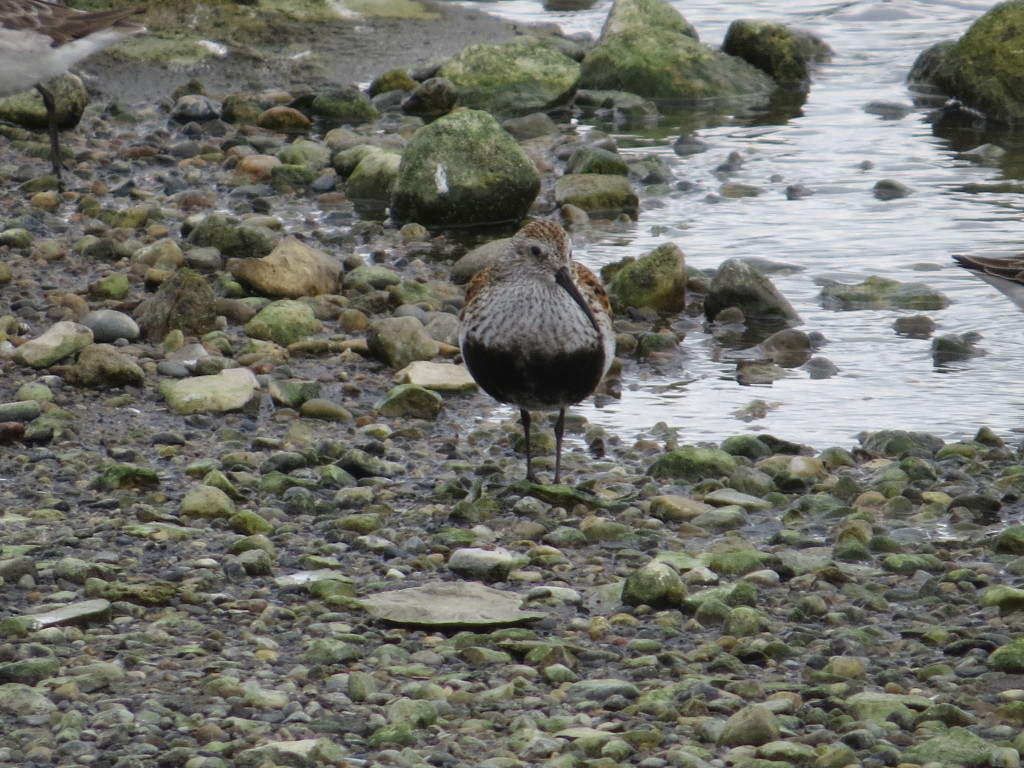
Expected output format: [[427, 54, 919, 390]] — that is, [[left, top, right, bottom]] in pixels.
[[459, 219, 615, 485], [952, 252, 1024, 313], [0, 0, 145, 185]]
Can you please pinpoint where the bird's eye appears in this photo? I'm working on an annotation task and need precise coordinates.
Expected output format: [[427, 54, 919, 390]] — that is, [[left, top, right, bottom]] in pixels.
[[529, 244, 544, 257]]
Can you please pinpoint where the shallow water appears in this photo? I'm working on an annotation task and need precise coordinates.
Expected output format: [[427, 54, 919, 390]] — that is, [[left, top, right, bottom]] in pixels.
[[452, 0, 1024, 451]]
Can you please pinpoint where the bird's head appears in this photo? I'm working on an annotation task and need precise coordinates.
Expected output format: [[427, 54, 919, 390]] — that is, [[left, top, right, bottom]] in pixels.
[[507, 220, 573, 275]]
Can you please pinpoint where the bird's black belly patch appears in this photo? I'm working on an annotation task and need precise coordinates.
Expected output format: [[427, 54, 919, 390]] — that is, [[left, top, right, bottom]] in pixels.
[[462, 339, 605, 409]]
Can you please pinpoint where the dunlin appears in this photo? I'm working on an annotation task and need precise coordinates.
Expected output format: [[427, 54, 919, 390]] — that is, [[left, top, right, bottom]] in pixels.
[[0, 0, 144, 183], [953, 252, 1024, 312], [459, 220, 615, 484]]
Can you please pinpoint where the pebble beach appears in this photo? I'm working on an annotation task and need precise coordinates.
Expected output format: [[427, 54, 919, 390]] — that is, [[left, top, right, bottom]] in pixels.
[[3, 3, 1024, 768]]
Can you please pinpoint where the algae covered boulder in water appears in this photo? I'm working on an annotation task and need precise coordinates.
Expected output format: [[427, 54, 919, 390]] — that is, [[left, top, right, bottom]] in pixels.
[[722, 19, 832, 84], [908, 1, 1024, 124], [606, 242, 687, 312], [580, 0, 773, 103], [704, 258, 801, 326]]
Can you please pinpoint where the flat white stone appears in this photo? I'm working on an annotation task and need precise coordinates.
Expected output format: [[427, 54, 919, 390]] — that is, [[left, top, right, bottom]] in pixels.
[[362, 581, 545, 627], [395, 361, 477, 391]]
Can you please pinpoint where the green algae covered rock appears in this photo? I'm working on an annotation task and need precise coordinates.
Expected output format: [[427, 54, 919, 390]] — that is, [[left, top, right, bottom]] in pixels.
[[580, 0, 772, 104], [553, 173, 638, 220], [722, 20, 832, 84], [607, 242, 687, 313], [818, 275, 949, 311], [437, 36, 580, 117], [621, 560, 686, 608], [705, 258, 801, 326], [244, 299, 317, 346], [390, 109, 540, 227], [910, 1, 1024, 124], [901, 726, 994, 767], [647, 446, 738, 481]]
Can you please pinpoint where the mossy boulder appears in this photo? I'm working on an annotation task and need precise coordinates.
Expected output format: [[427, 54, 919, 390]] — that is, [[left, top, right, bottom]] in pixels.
[[580, 0, 773, 103], [722, 20, 832, 84], [704, 258, 801, 326], [369, 68, 418, 97], [244, 300, 318, 346], [0, 73, 88, 131], [908, 1, 1024, 123], [647, 446, 738, 482], [900, 726, 994, 767], [621, 560, 686, 608], [390, 109, 540, 227], [134, 268, 218, 342], [437, 36, 581, 117], [600, 0, 698, 40], [187, 213, 277, 260], [310, 85, 381, 125], [554, 174, 638, 220], [346, 149, 403, 219], [606, 242, 686, 312]]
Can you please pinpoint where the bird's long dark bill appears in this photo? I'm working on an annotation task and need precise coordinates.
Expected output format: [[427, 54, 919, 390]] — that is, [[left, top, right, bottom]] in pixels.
[[554, 266, 601, 334]]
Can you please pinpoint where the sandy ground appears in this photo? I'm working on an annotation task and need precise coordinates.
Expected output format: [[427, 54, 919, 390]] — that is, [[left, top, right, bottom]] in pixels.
[[81, 1, 536, 103]]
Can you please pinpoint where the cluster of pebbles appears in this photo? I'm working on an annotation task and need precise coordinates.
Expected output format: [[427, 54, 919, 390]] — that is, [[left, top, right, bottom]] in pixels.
[[2, 7, 1024, 768]]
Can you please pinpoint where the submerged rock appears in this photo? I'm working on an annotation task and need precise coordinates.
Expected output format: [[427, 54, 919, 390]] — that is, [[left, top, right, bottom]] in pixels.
[[390, 109, 541, 227], [818, 275, 949, 310]]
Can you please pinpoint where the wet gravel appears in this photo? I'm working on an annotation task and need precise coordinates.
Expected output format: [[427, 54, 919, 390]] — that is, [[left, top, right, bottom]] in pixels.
[[3, 4, 1024, 768]]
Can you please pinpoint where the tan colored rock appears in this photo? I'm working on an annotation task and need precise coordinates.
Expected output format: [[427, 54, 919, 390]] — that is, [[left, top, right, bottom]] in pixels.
[[235, 154, 281, 182], [229, 236, 342, 299]]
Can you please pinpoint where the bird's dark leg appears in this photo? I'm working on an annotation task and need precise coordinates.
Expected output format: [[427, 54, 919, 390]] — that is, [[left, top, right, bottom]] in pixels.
[[520, 408, 539, 483], [554, 408, 566, 485], [36, 84, 64, 187]]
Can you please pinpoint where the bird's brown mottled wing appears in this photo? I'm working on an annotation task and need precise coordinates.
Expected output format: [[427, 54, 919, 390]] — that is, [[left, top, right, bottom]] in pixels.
[[0, 0, 142, 45], [953, 253, 1024, 283], [572, 262, 612, 316], [460, 263, 498, 319]]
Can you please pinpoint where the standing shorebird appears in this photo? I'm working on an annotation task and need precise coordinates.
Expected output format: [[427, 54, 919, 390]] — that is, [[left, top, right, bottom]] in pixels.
[[459, 220, 615, 484], [0, 0, 144, 184]]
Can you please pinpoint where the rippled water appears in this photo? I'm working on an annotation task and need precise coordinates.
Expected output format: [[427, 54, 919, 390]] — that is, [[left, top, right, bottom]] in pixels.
[[451, 0, 1024, 450]]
